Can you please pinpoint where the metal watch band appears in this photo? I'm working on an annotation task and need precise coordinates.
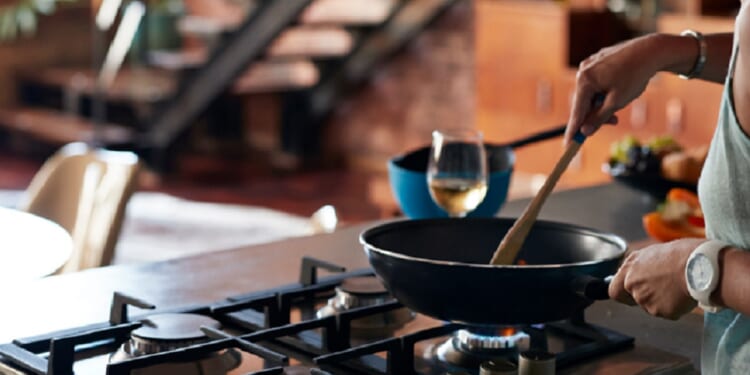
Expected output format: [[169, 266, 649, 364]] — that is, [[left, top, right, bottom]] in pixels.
[[679, 29, 707, 80], [686, 239, 730, 313]]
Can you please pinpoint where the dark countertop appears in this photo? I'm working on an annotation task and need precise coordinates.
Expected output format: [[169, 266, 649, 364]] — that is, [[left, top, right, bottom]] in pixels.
[[499, 182, 661, 242], [0, 182, 705, 370]]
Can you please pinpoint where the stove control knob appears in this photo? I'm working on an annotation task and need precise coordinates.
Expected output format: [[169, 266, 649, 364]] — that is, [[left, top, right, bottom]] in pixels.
[[518, 350, 555, 375], [480, 360, 517, 375]]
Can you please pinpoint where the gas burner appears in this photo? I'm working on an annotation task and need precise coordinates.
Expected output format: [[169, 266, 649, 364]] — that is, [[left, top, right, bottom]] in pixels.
[[128, 313, 222, 355], [110, 313, 241, 374], [455, 327, 530, 353], [316, 276, 415, 339], [434, 327, 530, 369], [328, 276, 393, 309]]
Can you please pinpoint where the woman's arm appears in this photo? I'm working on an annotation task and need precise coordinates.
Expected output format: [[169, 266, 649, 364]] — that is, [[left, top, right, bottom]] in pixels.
[[713, 247, 750, 316], [661, 32, 734, 84], [731, 3, 750, 135], [564, 32, 734, 144]]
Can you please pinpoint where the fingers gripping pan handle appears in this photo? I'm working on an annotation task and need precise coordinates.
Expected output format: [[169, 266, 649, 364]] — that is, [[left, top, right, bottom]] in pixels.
[[571, 275, 614, 301]]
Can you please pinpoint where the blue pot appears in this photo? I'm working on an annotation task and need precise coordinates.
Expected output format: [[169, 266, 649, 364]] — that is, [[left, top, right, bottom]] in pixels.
[[387, 125, 568, 219], [388, 144, 515, 218]]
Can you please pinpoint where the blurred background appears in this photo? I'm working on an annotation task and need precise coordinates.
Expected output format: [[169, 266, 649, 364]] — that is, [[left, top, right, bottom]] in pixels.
[[0, 0, 738, 261]]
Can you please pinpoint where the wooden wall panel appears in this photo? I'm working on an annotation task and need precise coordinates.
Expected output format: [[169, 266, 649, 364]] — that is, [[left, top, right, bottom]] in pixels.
[[476, 1, 735, 189]]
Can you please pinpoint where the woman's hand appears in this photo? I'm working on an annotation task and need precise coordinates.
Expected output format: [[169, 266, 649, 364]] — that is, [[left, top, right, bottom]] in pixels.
[[564, 31, 733, 144], [609, 238, 706, 320], [565, 34, 667, 144]]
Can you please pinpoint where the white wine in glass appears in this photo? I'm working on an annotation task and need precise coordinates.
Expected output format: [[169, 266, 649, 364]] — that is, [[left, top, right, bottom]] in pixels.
[[427, 129, 488, 217]]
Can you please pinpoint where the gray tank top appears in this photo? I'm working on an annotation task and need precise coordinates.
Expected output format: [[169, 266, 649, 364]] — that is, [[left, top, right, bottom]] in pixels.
[[698, 41, 750, 374]]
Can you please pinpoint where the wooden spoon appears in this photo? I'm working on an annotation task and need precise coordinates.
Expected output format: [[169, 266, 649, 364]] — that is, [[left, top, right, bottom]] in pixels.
[[489, 131, 586, 265]]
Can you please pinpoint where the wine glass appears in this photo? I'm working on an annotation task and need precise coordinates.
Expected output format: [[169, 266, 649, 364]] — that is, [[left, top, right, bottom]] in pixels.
[[427, 128, 489, 218]]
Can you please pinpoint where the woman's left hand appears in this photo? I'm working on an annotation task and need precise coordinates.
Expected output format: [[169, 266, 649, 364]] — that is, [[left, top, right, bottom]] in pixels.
[[609, 238, 706, 320]]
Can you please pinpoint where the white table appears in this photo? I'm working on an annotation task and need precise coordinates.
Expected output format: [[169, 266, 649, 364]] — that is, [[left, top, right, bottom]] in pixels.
[[0, 206, 72, 281]]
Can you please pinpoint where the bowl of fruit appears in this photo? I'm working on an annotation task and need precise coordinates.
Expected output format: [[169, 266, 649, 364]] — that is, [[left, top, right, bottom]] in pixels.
[[604, 135, 708, 198]]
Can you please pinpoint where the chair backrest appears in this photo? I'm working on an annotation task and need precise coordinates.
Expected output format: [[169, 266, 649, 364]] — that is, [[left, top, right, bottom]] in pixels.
[[18, 142, 141, 273]]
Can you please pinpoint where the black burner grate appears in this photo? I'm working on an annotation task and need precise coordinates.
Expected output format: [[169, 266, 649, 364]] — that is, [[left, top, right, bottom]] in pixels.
[[0, 256, 633, 375]]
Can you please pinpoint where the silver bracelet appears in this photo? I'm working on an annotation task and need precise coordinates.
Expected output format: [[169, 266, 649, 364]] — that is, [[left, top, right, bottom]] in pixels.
[[679, 29, 707, 80]]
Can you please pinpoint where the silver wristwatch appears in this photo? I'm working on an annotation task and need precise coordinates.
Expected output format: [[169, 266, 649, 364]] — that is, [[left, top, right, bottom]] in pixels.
[[685, 239, 730, 313]]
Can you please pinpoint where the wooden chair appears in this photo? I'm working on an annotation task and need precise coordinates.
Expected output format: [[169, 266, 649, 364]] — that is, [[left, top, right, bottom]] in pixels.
[[18, 143, 141, 273]]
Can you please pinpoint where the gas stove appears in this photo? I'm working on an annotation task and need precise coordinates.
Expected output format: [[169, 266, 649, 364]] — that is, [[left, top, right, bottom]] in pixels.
[[0, 256, 695, 375]]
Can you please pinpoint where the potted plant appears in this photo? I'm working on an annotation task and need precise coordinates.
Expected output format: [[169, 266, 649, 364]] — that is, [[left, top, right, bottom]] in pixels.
[[0, 0, 183, 44], [137, 0, 184, 51], [0, 0, 79, 40]]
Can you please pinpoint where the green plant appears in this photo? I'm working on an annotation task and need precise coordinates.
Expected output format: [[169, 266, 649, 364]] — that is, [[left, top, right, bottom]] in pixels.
[[146, 0, 181, 13], [0, 0, 81, 40], [0, 0, 182, 42]]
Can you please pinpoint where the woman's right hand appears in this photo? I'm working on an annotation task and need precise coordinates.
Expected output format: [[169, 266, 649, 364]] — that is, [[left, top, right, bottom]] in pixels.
[[565, 34, 668, 145], [609, 238, 704, 320]]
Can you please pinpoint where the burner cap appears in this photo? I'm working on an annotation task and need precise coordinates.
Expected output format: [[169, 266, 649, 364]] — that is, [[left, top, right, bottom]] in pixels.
[[434, 328, 531, 369], [337, 276, 388, 296], [456, 328, 530, 352], [132, 313, 221, 342], [315, 275, 414, 340]]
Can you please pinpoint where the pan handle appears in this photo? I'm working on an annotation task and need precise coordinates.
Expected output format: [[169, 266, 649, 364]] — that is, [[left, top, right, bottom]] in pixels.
[[571, 275, 614, 301], [503, 125, 566, 149]]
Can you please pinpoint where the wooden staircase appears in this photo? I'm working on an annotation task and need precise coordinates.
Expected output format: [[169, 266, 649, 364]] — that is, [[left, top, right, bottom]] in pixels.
[[2, 0, 461, 171]]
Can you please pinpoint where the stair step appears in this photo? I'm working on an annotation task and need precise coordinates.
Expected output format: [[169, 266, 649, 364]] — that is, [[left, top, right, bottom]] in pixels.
[[177, 0, 396, 41], [176, 15, 237, 40], [150, 25, 351, 71], [147, 49, 206, 70], [231, 60, 319, 94], [146, 50, 320, 94], [267, 26, 353, 58], [300, 0, 397, 25], [23, 56, 320, 107], [0, 108, 135, 146], [20, 67, 176, 105]]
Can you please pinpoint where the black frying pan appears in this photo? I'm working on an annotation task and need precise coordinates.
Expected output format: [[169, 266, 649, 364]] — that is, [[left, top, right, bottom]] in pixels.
[[360, 218, 626, 325]]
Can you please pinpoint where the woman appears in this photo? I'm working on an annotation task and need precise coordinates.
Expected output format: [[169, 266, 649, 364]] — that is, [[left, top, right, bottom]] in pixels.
[[564, 3, 750, 373]]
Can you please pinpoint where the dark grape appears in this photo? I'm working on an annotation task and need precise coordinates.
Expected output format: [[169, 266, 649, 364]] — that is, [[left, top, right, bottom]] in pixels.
[[635, 147, 661, 175], [621, 145, 661, 176], [624, 146, 642, 171]]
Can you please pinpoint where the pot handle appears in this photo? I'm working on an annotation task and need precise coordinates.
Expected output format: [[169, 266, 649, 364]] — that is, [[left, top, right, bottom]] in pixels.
[[503, 125, 566, 149], [571, 275, 614, 301], [505, 93, 605, 150]]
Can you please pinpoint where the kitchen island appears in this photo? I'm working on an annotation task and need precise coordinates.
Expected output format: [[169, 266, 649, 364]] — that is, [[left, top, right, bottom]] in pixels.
[[0, 182, 704, 374]]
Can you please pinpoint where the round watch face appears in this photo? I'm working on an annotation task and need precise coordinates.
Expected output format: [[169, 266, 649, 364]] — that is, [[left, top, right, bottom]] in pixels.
[[687, 253, 714, 292]]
